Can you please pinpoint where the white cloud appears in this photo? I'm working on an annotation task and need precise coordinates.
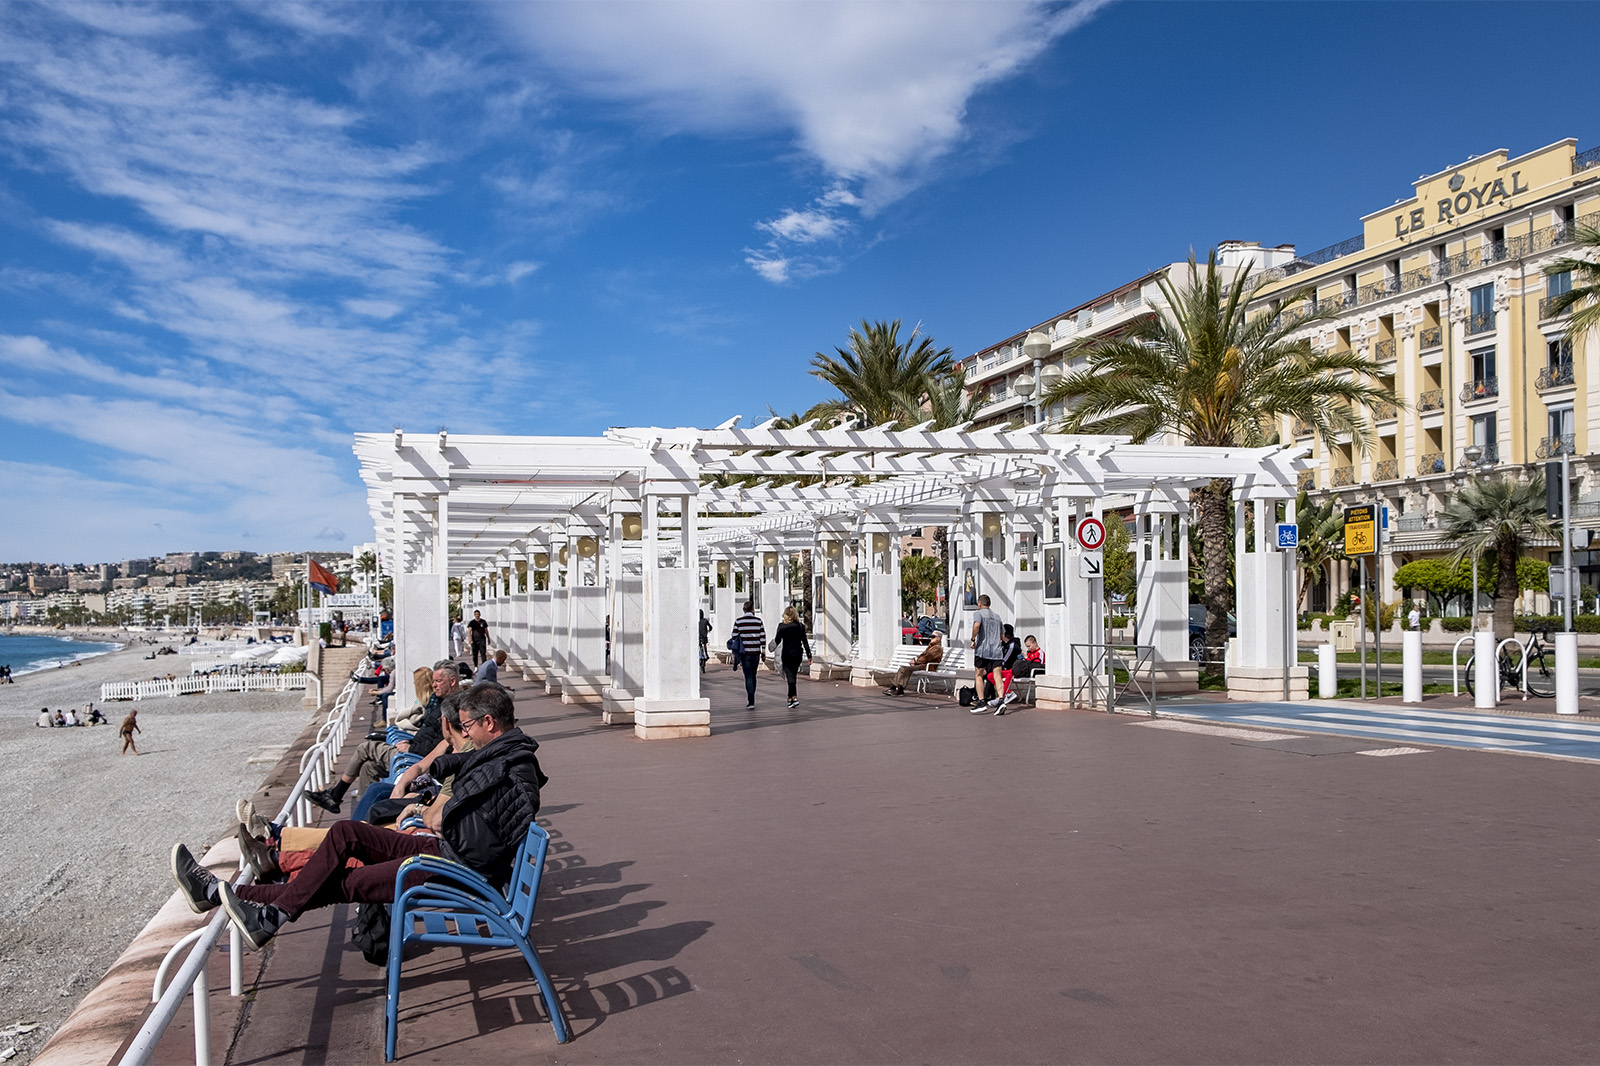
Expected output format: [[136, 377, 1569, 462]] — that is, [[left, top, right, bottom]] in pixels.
[[745, 253, 792, 285], [759, 208, 849, 245]]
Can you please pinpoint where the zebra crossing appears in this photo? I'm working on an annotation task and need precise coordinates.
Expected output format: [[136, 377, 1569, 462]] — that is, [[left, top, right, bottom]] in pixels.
[[1166, 701, 1600, 763]]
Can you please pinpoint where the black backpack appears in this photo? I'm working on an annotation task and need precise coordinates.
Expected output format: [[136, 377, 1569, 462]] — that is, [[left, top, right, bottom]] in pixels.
[[350, 902, 390, 966], [958, 685, 977, 707]]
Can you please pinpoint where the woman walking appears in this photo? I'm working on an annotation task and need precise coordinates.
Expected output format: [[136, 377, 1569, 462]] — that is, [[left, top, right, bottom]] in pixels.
[[119, 708, 141, 755], [769, 606, 813, 709]]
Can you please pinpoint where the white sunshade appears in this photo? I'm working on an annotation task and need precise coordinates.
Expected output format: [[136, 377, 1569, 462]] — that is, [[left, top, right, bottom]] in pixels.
[[267, 645, 309, 665]]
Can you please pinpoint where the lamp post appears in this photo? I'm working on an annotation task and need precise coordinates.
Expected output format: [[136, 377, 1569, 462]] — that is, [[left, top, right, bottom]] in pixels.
[[1017, 330, 1053, 425]]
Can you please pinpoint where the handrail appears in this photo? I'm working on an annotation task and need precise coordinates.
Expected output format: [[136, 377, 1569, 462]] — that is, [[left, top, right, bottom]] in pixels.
[[116, 661, 369, 1066], [1451, 634, 1474, 696]]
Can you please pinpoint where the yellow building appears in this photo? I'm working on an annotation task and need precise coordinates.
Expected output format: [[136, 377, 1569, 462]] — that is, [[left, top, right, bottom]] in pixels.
[[1251, 138, 1599, 608]]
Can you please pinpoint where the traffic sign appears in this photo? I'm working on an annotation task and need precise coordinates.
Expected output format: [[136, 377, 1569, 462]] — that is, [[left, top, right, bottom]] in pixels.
[[1276, 523, 1298, 550], [1343, 504, 1377, 556], [1075, 517, 1107, 551], [1079, 551, 1104, 579]]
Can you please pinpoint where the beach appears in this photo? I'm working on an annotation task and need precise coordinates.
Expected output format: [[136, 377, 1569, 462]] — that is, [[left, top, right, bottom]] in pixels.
[[0, 641, 319, 1063]]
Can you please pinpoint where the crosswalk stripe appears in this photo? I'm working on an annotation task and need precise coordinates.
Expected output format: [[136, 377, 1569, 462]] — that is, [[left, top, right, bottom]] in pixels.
[[1236, 715, 1538, 748], [1302, 711, 1600, 745]]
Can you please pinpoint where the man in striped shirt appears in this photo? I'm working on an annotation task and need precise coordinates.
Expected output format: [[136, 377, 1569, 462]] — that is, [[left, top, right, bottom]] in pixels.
[[731, 601, 767, 709]]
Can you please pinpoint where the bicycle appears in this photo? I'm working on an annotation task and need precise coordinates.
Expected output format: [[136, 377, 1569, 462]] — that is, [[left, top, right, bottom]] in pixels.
[[1464, 627, 1556, 699]]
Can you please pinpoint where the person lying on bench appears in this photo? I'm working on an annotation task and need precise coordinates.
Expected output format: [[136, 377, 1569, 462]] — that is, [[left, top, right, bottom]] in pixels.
[[170, 682, 546, 951], [875, 633, 943, 696]]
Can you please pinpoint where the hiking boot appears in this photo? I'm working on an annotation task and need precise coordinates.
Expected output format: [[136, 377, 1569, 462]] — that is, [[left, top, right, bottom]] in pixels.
[[303, 787, 341, 813], [218, 883, 285, 952], [171, 843, 218, 914], [236, 823, 283, 882]]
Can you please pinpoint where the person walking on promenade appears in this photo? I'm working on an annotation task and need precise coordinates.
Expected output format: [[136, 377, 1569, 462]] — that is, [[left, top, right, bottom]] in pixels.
[[698, 610, 711, 673], [769, 606, 813, 708], [450, 616, 467, 659], [466, 611, 489, 667], [731, 600, 767, 710], [969, 595, 1005, 711], [119, 708, 141, 754], [172, 683, 546, 951]]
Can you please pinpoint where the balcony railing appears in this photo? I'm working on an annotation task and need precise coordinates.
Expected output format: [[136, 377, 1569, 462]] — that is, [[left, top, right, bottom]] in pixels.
[[1460, 377, 1498, 403], [1259, 235, 1366, 283], [1462, 442, 1499, 466], [1419, 325, 1442, 350], [1375, 338, 1396, 361], [1576, 145, 1600, 173], [1394, 513, 1432, 532], [1466, 310, 1496, 335], [1536, 361, 1575, 389], [1537, 433, 1576, 459], [1374, 458, 1399, 481], [1419, 451, 1446, 474], [1539, 295, 1570, 320], [1297, 469, 1314, 492], [1417, 388, 1445, 412], [1359, 276, 1403, 304], [1331, 465, 1355, 487], [1372, 400, 1397, 421]]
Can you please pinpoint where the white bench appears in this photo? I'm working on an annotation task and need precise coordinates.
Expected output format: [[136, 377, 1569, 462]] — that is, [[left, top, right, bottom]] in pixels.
[[810, 641, 858, 681], [912, 647, 971, 695]]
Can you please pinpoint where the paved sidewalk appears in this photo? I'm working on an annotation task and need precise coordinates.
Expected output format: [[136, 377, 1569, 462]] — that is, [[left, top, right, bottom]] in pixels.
[[196, 666, 1600, 1064]]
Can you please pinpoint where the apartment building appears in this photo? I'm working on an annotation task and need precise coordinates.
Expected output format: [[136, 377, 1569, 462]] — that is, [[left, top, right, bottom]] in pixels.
[[1252, 138, 1600, 602]]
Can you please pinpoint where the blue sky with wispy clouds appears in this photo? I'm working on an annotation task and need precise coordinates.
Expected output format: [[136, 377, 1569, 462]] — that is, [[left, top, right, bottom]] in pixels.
[[1, 1, 1596, 561]]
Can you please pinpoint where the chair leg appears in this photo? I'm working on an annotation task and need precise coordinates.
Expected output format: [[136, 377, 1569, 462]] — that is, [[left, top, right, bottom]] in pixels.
[[515, 940, 572, 1043], [384, 908, 404, 1061]]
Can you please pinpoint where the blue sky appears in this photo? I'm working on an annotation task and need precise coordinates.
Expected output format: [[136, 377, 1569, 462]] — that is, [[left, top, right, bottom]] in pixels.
[[1, 1, 1596, 562]]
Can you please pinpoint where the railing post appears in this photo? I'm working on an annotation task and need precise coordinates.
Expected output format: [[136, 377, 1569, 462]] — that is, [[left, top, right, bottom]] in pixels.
[[192, 967, 210, 1066]]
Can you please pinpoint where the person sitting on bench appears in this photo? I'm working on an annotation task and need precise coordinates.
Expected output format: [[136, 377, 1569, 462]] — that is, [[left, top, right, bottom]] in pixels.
[[875, 633, 943, 695]]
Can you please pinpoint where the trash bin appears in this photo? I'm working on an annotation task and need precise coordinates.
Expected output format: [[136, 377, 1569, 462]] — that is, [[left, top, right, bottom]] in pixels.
[[1329, 620, 1357, 653]]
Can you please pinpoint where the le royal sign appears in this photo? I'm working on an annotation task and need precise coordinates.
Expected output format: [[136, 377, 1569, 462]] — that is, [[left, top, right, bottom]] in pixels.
[[1393, 170, 1529, 239]]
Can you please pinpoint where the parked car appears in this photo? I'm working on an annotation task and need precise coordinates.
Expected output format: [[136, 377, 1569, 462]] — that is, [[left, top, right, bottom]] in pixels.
[[914, 617, 948, 645], [1188, 604, 1237, 661], [900, 618, 918, 643]]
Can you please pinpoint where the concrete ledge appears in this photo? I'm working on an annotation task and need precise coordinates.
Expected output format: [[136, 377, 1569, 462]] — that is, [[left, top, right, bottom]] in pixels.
[[633, 698, 711, 739], [559, 675, 607, 706], [602, 689, 637, 725], [1228, 665, 1310, 702], [1149, 661, 1202, 692], [634, 723, 711, 739]]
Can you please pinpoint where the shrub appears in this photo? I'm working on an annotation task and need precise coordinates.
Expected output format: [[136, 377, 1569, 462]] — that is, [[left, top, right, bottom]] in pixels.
[[1109, 615, 1132, 629], [1439, 617, 1473, 632]]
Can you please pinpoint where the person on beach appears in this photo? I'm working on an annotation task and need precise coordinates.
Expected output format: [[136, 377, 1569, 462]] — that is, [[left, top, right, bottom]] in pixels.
[[119, 709, 140, 754], [37, 707, 52, 728], [172, 682, 546, 952], [87, 705, 106, 726], [466, 611, 489, 667]]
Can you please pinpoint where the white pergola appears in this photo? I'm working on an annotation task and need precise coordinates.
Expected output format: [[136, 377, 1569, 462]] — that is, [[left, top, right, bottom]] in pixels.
[[356, 421, 1312, 739]]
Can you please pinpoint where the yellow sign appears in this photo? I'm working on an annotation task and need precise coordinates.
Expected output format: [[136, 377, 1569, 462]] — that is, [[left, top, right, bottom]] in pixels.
[[1344, 504, 1377, 556]]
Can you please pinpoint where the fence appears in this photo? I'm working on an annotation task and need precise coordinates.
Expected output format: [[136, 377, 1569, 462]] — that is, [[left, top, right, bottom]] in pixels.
[[101, 673, 310, 702], [114, 666, 367, 1066], [1069, 642, 1158, 717]]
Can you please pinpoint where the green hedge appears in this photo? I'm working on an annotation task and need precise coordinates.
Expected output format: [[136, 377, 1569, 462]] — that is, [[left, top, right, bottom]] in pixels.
[[1439, 617, 1473, 632], [1109, 615, 1132, 628], [1516, 614, 1600, 634]]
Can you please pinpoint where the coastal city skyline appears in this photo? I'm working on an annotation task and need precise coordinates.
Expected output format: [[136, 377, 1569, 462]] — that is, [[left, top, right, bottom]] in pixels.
[[3, 2, 1598, 562]]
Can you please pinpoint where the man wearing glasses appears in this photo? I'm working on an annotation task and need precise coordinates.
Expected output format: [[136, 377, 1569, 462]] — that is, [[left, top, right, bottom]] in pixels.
[[170, 683, 547, 951]]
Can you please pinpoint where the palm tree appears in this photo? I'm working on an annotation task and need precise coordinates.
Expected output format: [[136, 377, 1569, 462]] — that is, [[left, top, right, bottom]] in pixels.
[[1543, 224, 1600, 341], [809, 319, 952, 427], [909, 365, 981, 430], [1438, 473, 1557, 640], [1293, 490, 1345, 613], [1040, 251, 1398, 657]]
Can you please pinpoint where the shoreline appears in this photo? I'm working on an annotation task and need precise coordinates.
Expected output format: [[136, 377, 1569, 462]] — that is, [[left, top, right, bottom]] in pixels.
[[0, 634, 125, 678]]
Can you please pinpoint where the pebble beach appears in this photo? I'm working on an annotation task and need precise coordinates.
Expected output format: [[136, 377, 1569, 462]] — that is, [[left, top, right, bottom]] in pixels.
[[0, 637, 318, 1063]]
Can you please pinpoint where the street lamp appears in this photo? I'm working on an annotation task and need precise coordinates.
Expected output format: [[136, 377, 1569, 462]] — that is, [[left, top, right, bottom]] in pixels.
[[1018, 330, 1053, 424], [1455, 443, 1485, 630]]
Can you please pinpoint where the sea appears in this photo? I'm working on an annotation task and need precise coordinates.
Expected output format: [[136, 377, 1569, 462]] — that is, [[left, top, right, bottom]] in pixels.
[[0, 632, 123, 675]]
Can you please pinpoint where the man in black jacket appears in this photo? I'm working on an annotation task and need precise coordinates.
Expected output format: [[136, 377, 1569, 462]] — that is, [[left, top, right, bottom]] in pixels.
[[170, 683, 545, 951]]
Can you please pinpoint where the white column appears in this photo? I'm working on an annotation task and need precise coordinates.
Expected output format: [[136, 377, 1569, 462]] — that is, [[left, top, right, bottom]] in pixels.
[[546, 531, 570, 695], [1136, 507, 1199, 689], [509, 547, 529, 666], [757, 539, 785, 646], [810, 534, 853, 674], [1229, 496, 1308, 701], [711, 557, 735, 645], [1036, 498, 1107, 710], [523, 539, 552, 681], [604, 506, 644, 724], [561, 525, 608, 706], [634, 489, 710, 739], [1012, 520, 1044, 642], [1402, 628, 1423, 703], [851, 522, 901, 686]]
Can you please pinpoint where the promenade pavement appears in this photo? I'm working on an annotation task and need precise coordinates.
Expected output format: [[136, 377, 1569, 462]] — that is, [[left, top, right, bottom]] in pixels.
[[176, 663, 1600, 1064]]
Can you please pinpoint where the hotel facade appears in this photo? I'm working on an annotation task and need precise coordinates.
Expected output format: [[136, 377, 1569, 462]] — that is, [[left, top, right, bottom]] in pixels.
[[962, 138, 1600, 611]]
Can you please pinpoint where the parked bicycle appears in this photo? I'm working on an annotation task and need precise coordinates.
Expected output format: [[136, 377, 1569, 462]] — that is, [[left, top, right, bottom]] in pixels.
[[1464, 627, 1556, 699]]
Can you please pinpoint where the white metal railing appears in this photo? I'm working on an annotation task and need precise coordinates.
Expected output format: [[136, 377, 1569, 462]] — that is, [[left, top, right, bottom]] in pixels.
[[115, 665, 367, 1066], [101, 674, 309, 702]]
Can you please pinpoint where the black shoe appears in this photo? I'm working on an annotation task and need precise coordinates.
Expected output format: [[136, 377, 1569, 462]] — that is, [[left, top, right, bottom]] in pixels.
[[304, 788, 341, 813], [745, 703, 756, 710], [218, 883, 284, 952], [171, 843, 218, 914], [236, 823, 282, 882]]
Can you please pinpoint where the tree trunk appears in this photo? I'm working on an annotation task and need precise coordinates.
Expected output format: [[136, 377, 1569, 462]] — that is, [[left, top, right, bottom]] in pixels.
[[1493, 542, 1518, 641], [1195, 479, 1233, 663]]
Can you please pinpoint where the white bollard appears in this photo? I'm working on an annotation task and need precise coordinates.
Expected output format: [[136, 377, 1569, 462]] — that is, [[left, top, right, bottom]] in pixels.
[[1555, 632, 1579, 716], [1473, 629, 1497, 709], [1402, 628, 1423, 703], [1317, 643, 1337, 699]]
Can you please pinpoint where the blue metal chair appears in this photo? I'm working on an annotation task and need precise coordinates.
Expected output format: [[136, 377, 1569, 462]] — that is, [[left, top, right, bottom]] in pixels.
[[384, 822, 570, 1060], [351, 751, 423, 823]]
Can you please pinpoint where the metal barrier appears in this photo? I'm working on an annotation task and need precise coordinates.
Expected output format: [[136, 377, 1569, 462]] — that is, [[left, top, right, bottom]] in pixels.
[[1451, 634, 1473, 697], [1070, 643, 1158, 718], [101, 674, 310, 702], [1450, 635, 1529, 701], [115, 663, 368, 1066]]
